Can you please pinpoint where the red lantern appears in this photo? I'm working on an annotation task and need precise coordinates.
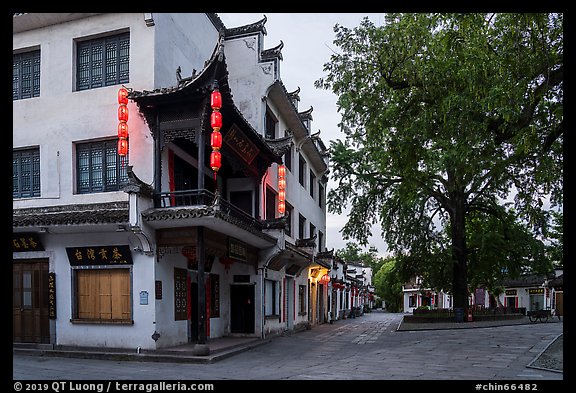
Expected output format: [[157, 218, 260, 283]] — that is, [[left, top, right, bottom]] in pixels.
[[118, 87, 129, 105], [211, 131, 222, 151], [211, 90, 222, 110], [118, 104, 129, 122], [278, 165, 286, 178], [278, 200, 285, 214], [118, 138, 128, 156], [278, 178, 286, 190], [210, 151, 221, 171], [118, 121, 128, 139], [278, 189, 285, 202], [210, 111, 222, 131]]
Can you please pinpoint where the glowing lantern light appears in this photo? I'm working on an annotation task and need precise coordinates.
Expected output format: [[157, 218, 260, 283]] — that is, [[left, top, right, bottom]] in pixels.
[[118, 122, 128, 139], [211, 111, 222, 131], [118, 138, 128, 156], [210, 150, 221, 172], [118, 87, 129, 105], [278, 178, 286, 190], [117, 87, 130, 158], [211, 130, 222, 151], [118, 104, 128, 122], [278, 200, 285, 214], [211, 89, 222, 110], [210, 81, 223, 183], [278, 189, 286, 202], [278, 165, 286, 178]]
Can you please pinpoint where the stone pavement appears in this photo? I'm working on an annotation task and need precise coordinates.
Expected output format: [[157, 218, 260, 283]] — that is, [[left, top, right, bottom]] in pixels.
[[13, 311, 563, 381]]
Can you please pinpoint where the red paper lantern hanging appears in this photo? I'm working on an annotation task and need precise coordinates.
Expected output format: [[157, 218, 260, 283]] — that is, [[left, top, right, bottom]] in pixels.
[[211, 130, 222, 151], [211, 90, 222, 110], [118, 104, 129, 122], [210, 111, 222, 131], [278, 189, 286, 202], [278, 165, 286, 178], [278, 178, 286, 190], [210, 150, 221, 172], [118, 87, 129, 105], [278, 200, 285, 214], [118, 121, 128, 139], [118, 138, 128, 156]]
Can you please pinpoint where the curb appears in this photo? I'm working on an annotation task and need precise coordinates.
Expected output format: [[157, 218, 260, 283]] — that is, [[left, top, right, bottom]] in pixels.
[[13, 338, 273, 364], [526, 333, 563, 374]]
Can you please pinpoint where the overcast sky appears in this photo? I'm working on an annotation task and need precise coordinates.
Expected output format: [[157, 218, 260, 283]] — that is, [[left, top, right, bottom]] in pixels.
[[218, 13, 389, 257]]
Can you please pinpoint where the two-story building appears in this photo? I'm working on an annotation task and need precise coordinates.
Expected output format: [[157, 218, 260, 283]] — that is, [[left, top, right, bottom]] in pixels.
[[13, 13, 329, 351]]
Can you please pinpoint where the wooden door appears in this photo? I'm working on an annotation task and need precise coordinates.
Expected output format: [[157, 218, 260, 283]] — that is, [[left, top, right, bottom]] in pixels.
[[13, 260, 50, 343], [555, 292, 563, 316]]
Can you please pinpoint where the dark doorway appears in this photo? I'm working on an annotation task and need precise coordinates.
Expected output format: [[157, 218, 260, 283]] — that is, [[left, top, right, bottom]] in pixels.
[[13, 260, 50, 343], [230, 284, 254, 334]]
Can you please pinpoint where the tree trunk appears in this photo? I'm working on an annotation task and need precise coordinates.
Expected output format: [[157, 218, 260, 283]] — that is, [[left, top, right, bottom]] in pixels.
[[450, 193, 469, 311]]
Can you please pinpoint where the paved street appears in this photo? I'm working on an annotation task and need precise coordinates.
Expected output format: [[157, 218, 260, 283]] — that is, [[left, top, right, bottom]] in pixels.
[[13, 312, 563, 382]]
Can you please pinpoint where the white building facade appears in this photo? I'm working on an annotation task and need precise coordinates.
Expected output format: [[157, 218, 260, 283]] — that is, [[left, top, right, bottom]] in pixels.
[[13, 13, 329, 350]]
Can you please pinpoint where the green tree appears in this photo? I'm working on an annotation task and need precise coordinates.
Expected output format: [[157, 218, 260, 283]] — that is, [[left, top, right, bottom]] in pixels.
[[335, 242, 383, 272], [316, 13, 563, 310], [373, 256, 404, 312]]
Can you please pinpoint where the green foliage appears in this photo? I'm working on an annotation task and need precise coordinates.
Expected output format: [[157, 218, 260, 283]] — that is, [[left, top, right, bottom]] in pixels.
[[373, 256, 404, 312], [335, 242, 383, 271], [317, 13, 563, 306]]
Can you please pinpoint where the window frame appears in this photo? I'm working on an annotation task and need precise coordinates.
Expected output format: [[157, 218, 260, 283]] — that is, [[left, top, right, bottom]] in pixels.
[[72, 267, 133, 324], [76, 32, 130, 91], [13, 49, 41, 100], [264, 279, 280, 317], [13, 147, 41, 199], [76, 139, 129, 194]]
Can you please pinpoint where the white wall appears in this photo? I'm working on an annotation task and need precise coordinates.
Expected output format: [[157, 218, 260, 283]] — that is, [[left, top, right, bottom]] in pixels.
[[39, 231, 157, 350]]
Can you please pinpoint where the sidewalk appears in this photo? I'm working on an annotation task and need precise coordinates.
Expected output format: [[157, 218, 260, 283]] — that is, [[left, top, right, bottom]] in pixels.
[[397, 314, 562, 331], [13, 336, 272, 364]]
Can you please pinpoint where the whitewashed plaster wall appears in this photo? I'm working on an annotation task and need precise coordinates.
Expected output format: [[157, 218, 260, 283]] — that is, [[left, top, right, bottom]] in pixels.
[[224, 33, 275, 134], [37, 231, 158, 350], [13, 14, 155, 208], [152, 13, 219, 89]]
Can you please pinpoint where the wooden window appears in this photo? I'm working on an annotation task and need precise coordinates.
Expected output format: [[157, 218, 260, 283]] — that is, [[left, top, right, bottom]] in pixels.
[[309, 170, 315, 199], [76, 139, 128, 194], [13, 148, 41, 198], [77, 32, 129, 91], [298, 214, 306, 240], [298, 285, 306, 315], [174, 268, 188, 321], [285, 202, 294, 237], [13, 50, 40, 100], [318, 182, 325, 209], [265, 186, 276, 220], [265, 279, 279, 316], [298, 153, 306, 187], [265, 108, 277, 139], [76, 269, 131, 321]]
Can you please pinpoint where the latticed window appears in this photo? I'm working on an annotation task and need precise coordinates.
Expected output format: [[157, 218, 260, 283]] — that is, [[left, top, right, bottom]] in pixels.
[[76, 140, 128, 194], [13, 148, 41, 198], [13, 50, 41, 100], [77, 33, 129, 91]]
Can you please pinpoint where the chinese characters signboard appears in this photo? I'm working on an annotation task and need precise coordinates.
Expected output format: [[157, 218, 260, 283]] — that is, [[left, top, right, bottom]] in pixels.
[[528, 288, 545, 295], [228, 238, 247, 262], [224, 123, 259, 164], [48, 272, 56, 319], [12, 233, 44, 252], [65, 245, 133, 266]]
